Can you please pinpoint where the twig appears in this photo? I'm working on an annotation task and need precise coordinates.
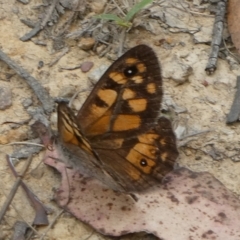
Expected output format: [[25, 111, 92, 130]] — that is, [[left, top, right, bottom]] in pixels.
[[7, 157, 49, 226], [12, 221, 29, 240], [66, 16, 101, 39], [68, 88, 89, 107], [55, 11, 77, 37], [5, 142, 44, 147], [49, 47, 69, 67], [117, 28, 126, 57], [178, 130, 210, 147], [59, 64, 82, 70], [41, 0, 60, 29], [20, 19, 36, 28], [205, 0, 227, 74], [112, 0, 126, 17], [83, 230, 95, 240], [0, 155, 33, 224], [20, 23, 42, 41], [98, 44, 112, 58], [0, 49, 54, 113], [222, 38, 240, 63], [39, 210, 64, 240], [226, 76, 240, 124]]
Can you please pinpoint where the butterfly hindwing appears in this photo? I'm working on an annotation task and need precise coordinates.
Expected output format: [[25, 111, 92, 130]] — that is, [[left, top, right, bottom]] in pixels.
[[91, 117, 178, 191]]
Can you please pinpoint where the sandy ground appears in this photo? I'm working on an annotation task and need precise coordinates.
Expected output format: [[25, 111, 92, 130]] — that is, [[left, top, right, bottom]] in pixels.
[[1, 0, 240, 239]]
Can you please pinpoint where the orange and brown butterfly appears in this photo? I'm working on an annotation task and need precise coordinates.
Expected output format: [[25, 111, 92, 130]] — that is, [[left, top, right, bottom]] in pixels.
[[57, 45, 178, 193]]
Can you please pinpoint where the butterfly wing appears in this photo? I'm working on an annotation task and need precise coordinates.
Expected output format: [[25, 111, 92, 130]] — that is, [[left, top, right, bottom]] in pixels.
[[57, 102, 126, 191], [58, 45, 178, 193], [77, 45, 162, 140], [91, 117, 178, 192]]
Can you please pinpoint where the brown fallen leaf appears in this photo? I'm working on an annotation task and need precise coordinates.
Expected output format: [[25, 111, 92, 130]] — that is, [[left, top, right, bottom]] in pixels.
[[43, 144, 240, 240]]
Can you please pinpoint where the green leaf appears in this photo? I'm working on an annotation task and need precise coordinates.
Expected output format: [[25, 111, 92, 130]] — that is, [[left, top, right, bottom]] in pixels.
[[115, 20, 132, 28], [125, 0, 153, 22], [94, 14, 123, 22]]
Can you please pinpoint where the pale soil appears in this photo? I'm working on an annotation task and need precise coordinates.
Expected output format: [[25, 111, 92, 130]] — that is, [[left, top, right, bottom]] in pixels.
[[1, 0, 240, 240]]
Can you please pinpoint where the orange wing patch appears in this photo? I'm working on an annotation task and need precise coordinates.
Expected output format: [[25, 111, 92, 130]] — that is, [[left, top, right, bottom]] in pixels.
[[122, 88, 136, 100], [137, 63, 147, 73], [86, 114, 111, 136], [113, 115, 141, 131], [133, 143, 157, 160], [131, 75, 144, 83], [109, 72, 127, 84], [128, 99, 147, 112], [138, 133, 159, 144], [125, 58, 138, 64], [146, 83, 157, 94], [160, 152, 168, 162], [126, 147, 156, 174], [97, 89, 117, 106], [58, 104, 93, 154]]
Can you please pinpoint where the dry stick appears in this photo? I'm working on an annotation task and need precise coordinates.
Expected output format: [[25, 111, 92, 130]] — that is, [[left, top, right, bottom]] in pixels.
[[178, 130, 210, 148], [7, 142, 44, 147], [205, 0, 227, 75], [41, 0, 60, 29], [0, 155, 33, 224], [12, 221, 29, 240], [0, 49, 54, 114], [84, 231, 95, 240], [117, 28, 126, 57], [226, 76, 240, 124], [39, 210, 64, 240], [112, 0, 126, 17], [68, 88, 89, 107], [7, 158, 49, 226], [59, 64, 82, 70], [222, 37, 240, 63], [49, 47, 69, 67], [99, 44, 112, 58], [55, 11, 77, 37], [20, 19, 36, 28], [20, 23, 42, 42]]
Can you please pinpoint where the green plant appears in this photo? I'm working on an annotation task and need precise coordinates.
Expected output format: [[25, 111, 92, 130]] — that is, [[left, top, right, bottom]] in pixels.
[[95, 0, 153, 28]]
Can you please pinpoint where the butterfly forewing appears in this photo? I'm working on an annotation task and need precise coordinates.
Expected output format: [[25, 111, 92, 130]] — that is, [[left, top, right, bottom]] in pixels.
[[77, 45, 162, 139]]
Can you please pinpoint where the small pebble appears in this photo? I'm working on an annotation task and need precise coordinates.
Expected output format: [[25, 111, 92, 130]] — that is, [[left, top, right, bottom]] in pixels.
[[78, 38, 95, 51], [38, 61, 44, 69], [81, 62, 94, 73]]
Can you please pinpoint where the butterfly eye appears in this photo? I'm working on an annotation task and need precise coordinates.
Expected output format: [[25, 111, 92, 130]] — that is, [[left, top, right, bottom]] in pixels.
[[140, 159, 148, 167], [124, 66, 138, 77]]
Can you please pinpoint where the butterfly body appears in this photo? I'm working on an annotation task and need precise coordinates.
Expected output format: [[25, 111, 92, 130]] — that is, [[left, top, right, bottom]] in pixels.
[[57, 45, 178, 193]]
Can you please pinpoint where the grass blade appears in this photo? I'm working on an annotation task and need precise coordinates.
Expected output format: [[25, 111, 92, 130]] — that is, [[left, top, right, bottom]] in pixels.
[[125, 0, 153, 22], [94, 14, 123, 22]]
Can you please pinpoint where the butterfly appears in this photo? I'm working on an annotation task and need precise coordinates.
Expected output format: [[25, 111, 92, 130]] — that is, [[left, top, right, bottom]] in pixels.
[[56, 45, 178, 193]]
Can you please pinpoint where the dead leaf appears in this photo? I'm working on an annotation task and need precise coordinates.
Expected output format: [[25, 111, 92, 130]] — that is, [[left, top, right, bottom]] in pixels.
[[43, 145, 240, 240]]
